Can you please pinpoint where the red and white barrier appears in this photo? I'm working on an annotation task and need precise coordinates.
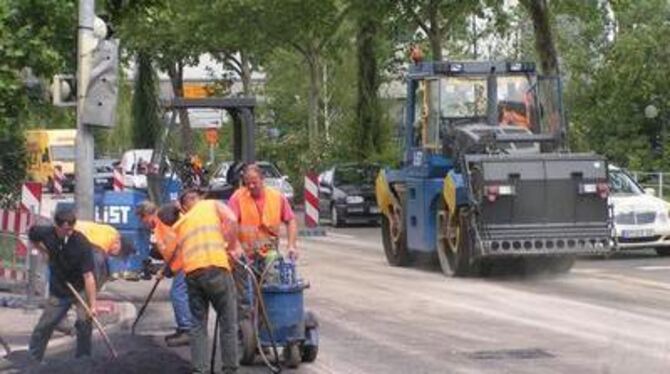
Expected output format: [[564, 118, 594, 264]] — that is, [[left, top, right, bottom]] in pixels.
[[113, 167, 124, 191], [53, 165, 64, 195], [20, 182, 42, 256], [304, 172, 319, 228]]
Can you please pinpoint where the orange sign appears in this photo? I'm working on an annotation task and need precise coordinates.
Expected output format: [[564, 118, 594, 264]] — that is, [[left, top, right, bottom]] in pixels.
[[204, 128, 219, 145], [183, 83, 214, 99]]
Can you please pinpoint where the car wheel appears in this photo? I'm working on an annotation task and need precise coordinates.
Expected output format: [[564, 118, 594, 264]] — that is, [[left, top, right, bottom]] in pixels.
[[655, 247, 670, 257]]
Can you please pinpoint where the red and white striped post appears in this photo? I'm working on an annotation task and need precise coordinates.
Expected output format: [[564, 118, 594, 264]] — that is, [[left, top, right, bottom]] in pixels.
[[304, 172, 319, 228], [19, 182, 41, 257], [53, 165, 64, 196], [113, 166, 124, 191]]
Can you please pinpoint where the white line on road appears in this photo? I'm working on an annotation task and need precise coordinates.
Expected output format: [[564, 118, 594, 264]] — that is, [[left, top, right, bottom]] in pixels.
[[637, 265, 670, 271], [325, 232, 356, 239]]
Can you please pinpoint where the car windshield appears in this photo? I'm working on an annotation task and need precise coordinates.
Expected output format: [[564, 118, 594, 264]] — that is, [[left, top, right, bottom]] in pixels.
[[609, 169, 643, 195], [258, 163, 281, 178], [51, 145, 75, 161], [335, 166, 377, 186]]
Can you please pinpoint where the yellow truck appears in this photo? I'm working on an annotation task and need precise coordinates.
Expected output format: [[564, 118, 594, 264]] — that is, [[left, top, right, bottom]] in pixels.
[[25, 129, 77, 192]]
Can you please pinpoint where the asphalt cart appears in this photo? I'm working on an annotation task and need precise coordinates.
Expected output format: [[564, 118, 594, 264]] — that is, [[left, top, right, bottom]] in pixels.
[[237, 255, 319, 369]]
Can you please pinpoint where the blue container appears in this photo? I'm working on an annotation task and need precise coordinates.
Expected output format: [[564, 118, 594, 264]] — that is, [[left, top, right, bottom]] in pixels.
[[260, 282, 306, 344]]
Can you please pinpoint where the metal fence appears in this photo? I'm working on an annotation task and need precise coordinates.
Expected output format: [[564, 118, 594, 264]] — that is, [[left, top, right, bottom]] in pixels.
[[629, 171, 670, 200]]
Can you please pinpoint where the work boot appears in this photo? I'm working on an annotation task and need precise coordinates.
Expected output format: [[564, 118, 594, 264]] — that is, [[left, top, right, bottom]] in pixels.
[[165, 329, 190, 347]]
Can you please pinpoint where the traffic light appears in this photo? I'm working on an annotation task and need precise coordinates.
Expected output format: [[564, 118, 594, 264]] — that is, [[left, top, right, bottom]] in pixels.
[[50, 74, 77, 107], [82, 39, 119, 127]]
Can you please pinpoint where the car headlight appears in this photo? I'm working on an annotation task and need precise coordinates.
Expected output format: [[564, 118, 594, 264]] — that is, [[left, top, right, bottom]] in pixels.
[[346, 195, 364, 204]]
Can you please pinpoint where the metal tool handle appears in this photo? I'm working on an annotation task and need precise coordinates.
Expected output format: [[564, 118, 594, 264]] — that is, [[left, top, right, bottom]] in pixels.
[[65, 282, 118, 358]]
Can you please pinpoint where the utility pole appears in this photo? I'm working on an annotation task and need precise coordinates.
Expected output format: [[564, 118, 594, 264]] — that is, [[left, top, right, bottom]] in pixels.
[[75, 0, 95, 219]]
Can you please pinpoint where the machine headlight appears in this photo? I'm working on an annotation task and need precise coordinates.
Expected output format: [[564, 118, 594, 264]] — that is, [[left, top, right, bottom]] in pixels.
[[346, 195, 364, 204]]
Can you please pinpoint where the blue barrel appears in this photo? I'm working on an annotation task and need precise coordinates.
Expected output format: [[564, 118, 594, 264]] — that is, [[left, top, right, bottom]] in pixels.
[[260, 282, 306, 344]]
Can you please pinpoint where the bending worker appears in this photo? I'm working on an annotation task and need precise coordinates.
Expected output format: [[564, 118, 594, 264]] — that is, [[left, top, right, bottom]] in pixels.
[[174, 189, 240, 374], [74, 220, 133, 289], [136, 201, 194, 347], [27, 208, 97, 362], [228, 163, 299, 260]]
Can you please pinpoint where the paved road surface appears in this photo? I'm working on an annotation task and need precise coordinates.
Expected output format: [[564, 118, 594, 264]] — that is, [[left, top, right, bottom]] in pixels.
[[19, 205, 670, 373]]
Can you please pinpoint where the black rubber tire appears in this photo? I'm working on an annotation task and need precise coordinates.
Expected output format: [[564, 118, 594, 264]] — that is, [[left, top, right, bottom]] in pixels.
[[284, 342, 301, 368], [302, 311, 318, 362], [453, 209, 476, 276], [381, 213, 410, 266], [436, 202, 471, 277], [547, 256, 576, 273], [655, 247, 670, 257], [331, 204, 343, 227], [238, 318, 256, 365]]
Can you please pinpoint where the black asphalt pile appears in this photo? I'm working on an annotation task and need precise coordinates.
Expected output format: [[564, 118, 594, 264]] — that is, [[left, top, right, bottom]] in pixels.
[[26, 335, 192, 374]]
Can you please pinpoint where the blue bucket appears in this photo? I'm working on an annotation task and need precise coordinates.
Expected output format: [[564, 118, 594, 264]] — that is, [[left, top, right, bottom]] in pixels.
[[260, 282, 306, 344]]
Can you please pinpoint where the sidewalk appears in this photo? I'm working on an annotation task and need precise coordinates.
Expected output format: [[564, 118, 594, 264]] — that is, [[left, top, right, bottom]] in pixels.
[[0, 291, 136, 367]]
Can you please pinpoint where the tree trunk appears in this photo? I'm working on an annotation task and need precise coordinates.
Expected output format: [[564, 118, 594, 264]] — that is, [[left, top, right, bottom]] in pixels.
[[521, 0, 560, 75], [355, 8, 383, 160], [168, 61, 193, 154], [240, 51, 252, 96], [306, 51, 322, 150], [427, 0, 443, 61]]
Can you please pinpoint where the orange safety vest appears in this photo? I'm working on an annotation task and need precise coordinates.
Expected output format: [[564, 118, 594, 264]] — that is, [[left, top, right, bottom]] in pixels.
[[75, 220, 119, 255], [173, 200, 230, 274], [153, 218, 182, 272], [233, 186, 282, 256]]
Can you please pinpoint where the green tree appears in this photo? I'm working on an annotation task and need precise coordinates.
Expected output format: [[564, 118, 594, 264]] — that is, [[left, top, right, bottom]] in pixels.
[[131, 52, 162, 148]]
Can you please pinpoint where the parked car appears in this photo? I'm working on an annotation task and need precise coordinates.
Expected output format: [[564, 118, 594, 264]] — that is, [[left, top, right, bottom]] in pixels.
[[609, 165, 670, 256], [318, 163, 381, 227], [93, 158, 117, 191], [208, 161, 295, 203]]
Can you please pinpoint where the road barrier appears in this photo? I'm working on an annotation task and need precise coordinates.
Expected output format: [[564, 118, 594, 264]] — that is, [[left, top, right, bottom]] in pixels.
[[300, 172, 326, 237]]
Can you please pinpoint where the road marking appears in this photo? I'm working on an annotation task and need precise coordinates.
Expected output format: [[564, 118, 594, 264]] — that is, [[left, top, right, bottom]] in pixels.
[[637, 265, 670, 271], [326, 232, 356, 239]]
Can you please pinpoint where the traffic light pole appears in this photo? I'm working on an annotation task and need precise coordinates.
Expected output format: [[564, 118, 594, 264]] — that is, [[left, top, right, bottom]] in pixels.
[[75, 0, 95, 220]]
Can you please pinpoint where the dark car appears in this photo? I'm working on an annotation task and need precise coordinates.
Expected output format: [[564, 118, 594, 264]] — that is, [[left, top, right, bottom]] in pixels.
[[93, 158, 117, 191], [318, 163, 381, 227]]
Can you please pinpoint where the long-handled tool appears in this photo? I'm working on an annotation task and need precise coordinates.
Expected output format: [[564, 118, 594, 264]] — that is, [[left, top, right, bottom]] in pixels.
[[0, 334, 11, 356], [131, 272, 163, 335], [65, 281, 118, 358]]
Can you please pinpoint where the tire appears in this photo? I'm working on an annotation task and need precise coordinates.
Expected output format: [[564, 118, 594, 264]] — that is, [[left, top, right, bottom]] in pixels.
[[435, 202, 471, 277], [302, 311, 318, 363], [444, 208, 477, 277], [331, 204, 342, 227], [381, 211, 410, 267], [546, 256, 575, 273], [238, 318, 256, 365], [284, 342, 301, 368], [655, 247, 670, 257]]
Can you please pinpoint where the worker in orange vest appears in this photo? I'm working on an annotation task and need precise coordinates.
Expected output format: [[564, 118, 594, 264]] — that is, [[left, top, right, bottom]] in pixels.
[[227, 163, 298, 261], [135, 201, 194, 347], [174, 189, 240, 374]]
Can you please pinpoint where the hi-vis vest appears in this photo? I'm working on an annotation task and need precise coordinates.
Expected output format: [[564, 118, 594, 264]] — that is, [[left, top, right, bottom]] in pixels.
[[75, 220, 119, 255], [153, 218, 182, 272], [173, 200, 230, 274], [234, 186, 282, 256]]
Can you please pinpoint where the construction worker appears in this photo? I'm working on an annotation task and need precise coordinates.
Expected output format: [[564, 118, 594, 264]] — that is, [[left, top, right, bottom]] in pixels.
[[74, 220, 134, 289], [228, 163, 298, 261], [136, 201, 194, 347], [26, 208, 97, 362], [174, 189, 240, 374]]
